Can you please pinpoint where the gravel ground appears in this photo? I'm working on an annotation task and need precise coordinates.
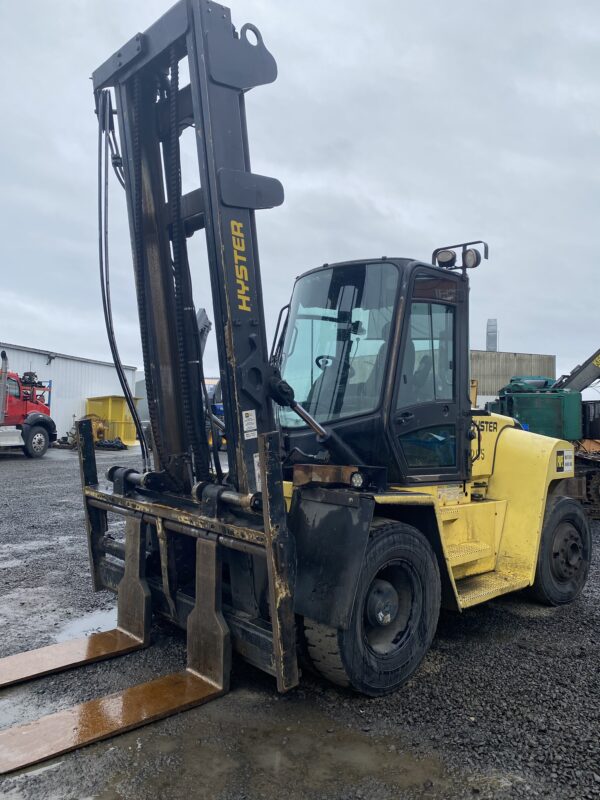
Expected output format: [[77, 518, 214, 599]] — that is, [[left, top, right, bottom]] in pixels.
[[0, 447, 599, 799]]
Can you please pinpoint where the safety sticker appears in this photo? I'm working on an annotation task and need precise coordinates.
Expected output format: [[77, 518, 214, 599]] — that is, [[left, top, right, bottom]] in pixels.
[[242, 409, 257, 440], [556, 449, 574, 473], [437, 484, 462, 503]]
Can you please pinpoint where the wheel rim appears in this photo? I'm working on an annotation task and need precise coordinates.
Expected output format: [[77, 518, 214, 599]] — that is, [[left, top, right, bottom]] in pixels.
[[31, 432, 46, 453], [551, 521, 584, 583], [362, 561, 419, 656]]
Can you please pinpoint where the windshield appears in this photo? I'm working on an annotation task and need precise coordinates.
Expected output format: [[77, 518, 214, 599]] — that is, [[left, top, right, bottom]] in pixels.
[[279, 262, 399, 428]]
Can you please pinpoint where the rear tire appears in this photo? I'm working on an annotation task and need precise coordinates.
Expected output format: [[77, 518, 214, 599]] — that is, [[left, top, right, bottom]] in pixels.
[[23, 426, 49, 458], [531, 497, 591, 605], [304, 521, 441, 696]]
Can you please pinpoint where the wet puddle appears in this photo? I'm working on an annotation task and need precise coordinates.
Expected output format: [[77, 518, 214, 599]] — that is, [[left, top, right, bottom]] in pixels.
[[93, 692, 451, 799], [55, 608, 117, 642]]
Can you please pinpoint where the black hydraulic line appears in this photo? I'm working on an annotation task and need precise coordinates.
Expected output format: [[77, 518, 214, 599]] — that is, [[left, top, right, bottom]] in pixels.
[[188, 294, 222, 480], [99, 93, 148, 467], [269, 304, 289, 368], [107, 131, 125, 188], [200, 367, 224, 482], [97, 90, 149, 470], [167, 47, 210, 483]]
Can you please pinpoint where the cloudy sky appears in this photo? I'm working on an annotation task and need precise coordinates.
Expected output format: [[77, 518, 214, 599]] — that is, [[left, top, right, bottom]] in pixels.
[[0, 1, 598, 382]]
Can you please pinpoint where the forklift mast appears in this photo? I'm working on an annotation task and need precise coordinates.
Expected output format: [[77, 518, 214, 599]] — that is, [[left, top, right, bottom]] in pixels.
[[93, 0, 284, 496], [90, 0, 299, 694]]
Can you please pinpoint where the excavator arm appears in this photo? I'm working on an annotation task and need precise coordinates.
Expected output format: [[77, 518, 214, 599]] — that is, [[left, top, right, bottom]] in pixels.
[[553, 347, 600, 393]]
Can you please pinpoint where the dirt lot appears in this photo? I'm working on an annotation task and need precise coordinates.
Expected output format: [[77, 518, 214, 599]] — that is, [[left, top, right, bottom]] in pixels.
[[0, 447, 599, 800]]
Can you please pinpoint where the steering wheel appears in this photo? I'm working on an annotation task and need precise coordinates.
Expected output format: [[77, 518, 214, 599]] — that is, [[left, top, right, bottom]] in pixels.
[[315, 354, 334, 370]]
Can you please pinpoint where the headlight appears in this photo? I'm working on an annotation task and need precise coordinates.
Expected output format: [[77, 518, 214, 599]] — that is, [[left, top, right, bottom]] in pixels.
[[436, 249, 457, 268], [350, 471, 365, 489], [464, 248, 482, 269]]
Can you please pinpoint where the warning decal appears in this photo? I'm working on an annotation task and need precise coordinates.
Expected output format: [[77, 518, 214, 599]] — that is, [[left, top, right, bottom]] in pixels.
[[556, 449, 574, 473], [242, 409, 258, 440]]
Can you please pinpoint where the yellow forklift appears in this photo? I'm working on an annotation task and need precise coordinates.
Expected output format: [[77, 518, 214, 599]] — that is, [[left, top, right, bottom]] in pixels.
[[0, 0, 591, 773]]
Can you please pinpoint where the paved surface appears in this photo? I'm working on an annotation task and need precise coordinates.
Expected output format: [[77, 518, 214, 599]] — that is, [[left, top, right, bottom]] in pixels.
[[0, 447, 599, 799]]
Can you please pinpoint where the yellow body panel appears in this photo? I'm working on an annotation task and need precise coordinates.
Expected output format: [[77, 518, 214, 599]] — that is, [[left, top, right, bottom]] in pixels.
[[285, 413, 576, 613], [373, 414, 575, 609], [486, 425, 574, 583]]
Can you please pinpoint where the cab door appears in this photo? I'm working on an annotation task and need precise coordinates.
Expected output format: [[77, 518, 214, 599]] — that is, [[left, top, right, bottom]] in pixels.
[[392, 268, 471, 484], [5, 377, 22, 425]]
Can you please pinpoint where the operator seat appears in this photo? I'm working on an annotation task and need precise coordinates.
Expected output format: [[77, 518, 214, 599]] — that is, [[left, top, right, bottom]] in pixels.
[[364, 321, 391, 396]]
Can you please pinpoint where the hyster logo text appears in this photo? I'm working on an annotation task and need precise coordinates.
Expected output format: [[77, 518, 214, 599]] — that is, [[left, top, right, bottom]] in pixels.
[[231, 220, 251, 312]]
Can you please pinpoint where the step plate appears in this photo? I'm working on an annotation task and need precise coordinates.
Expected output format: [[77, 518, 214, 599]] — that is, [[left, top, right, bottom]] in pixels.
[[0, 670, 221, 774], [446, 541, 493, 566], [0, 629, 143, 689], [457, 572, 529, 608]]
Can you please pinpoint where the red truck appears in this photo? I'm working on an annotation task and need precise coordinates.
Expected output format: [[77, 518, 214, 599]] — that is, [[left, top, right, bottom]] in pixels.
[[0, 350, 57, 457]]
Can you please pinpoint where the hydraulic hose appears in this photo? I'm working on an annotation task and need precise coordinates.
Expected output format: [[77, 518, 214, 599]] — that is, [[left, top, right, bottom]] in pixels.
[[97, 89, 149, 470]]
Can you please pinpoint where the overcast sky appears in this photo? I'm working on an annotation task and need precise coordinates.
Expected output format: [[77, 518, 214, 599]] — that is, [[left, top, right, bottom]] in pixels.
[[1, 1, 598, 384]]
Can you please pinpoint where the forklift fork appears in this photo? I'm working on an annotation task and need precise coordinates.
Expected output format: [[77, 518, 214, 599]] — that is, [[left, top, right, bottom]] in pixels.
[[0, 517, 149, 694], [0, 512, 229, 774]]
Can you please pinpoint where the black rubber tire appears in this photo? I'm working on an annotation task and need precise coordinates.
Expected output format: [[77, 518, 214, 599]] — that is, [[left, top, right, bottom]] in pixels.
[[531, 496, 591, 606], [23, 425, 49, 458], [304, 521, 441, 696]]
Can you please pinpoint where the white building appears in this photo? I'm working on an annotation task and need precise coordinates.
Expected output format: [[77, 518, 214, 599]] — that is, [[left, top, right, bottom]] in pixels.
[[0, 341, 136, 439]]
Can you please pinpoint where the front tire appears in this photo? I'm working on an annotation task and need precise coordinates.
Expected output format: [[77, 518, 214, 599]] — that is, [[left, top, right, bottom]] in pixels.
[[304, 521, 441, 696], [531, 497, 591, 605], [23, 426, 49, 458]]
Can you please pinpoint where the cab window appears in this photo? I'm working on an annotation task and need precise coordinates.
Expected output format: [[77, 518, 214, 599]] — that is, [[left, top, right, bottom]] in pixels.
[[279, 262, 398, 427], [399, 424, 456, 468], [7, 378, 20, 398], [397, 301, 455, 408]]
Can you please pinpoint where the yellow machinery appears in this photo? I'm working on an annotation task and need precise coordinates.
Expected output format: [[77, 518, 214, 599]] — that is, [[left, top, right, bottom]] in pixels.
[[86, 396, 138, 446], [82, 413, 108, 443], [377, 416, 580, 608], [0, 2, 591, 774]]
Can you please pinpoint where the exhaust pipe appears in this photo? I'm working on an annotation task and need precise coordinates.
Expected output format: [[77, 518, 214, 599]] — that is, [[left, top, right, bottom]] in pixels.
[[0, 351, 8, 425]]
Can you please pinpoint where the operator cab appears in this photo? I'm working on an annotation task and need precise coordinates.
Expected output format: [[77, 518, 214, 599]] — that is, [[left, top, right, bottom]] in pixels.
[[278, 247, 484, 485]]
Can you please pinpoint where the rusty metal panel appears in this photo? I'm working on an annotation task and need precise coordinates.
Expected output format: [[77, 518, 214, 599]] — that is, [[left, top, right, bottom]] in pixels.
[[470, 350, 556, 397], [258, 432, 299, 692]]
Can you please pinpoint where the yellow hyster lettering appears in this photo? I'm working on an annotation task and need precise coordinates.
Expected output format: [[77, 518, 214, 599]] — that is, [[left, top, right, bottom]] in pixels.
[[236, 263, 249, 282], [231, 220, 251, 312], [232, 235, 245, 253]]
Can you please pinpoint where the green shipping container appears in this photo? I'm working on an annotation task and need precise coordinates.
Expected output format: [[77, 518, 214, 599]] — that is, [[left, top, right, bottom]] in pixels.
[[489, 390, 582, 441]]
